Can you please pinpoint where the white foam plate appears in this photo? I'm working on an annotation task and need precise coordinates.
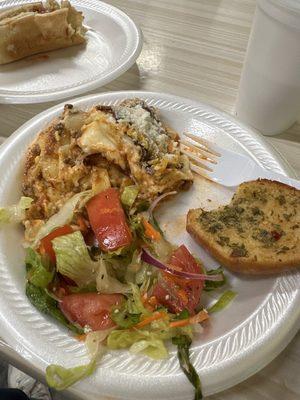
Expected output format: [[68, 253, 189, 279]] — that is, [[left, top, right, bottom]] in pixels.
[[0, 0, 143, 104], [0, 91, 299, 400]]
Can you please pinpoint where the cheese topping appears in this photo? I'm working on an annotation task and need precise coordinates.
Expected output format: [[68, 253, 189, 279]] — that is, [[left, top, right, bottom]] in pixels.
[[115, 103, 169, 159]]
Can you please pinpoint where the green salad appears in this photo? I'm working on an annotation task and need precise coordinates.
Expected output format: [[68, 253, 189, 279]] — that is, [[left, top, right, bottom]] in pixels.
[[0, 186, 236, 399]]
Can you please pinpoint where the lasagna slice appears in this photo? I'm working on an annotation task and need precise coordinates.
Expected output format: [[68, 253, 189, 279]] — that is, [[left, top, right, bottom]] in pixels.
[[22, 99, 193, 239]]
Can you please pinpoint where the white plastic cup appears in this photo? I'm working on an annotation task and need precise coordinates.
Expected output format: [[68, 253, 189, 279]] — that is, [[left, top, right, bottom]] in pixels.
[[236, 0, 300, 136]]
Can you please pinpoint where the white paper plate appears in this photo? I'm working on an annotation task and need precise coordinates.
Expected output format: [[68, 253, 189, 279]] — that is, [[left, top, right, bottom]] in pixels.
[[0, 91, 299, 400], [0, 0, 143, 104]]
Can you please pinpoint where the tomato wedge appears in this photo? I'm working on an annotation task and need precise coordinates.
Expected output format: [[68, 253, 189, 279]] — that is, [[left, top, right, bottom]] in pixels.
[[86, 188, 132, 252], [152, 245, 204, 314], [60, 293, 124, 331], [40, 225, 73, 263]]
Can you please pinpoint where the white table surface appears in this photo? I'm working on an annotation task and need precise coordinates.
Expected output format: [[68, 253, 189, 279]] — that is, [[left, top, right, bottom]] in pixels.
[[0, 0, 299, 399]]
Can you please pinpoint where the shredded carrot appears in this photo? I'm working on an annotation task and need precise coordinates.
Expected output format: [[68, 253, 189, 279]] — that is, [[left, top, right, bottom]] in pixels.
[[76, 334, 87, 341], [141, 294, 158, 312], [142, 218, 161, 241], [177, 288, 189, 304], [169, 319, 190, 328], [169, 310, 209, 328], [134, 311, 167, 329], [141, 293, 155, 312]]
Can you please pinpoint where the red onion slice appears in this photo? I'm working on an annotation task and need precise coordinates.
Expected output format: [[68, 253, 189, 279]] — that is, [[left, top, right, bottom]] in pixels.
[[141, 247, 223, 282], [148, 191, 177, 219]]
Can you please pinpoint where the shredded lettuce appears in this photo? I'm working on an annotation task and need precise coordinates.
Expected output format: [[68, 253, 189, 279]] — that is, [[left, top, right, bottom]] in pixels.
[[130, 338, 168, 360], [46, 329, 109, 390], [124, 250, 142, 283], [208, 290, 237, 313], [135, 199, 150, 213], [204, 267, 226, 292], [53, 231, 96, 287], [127, 283, 149, 316], [106, 247, 128, 257], [46, 359, 96, 390], [136, 262, 152, 286], [26, 248, 54, 288], [26, 282, 81, 334], [0, 196, 32, 224], [149, 317, 194, 340], [129, 214, 145, 238], [107, 314, 194, 360], [68, 283, 97, 294], [107, 329, 172, 360], [53, 231, 131, 293], [103, 244, 138, 274], [107, 329, 169, 360], [112, 309, 141, 329], [85, 330, 112, 357], [172, 335, 202, 399], [32, 191, 92, 247], [107, 330, 145, 350], [96, 258, 131, 294], [151, 236, 173, 262], [173, 309, 190, 321], [110, 283, 156, 329], [110, 286, 147, 329], [107, 284, 199, 361], [121, 185, 139, 208], [124, 252, 157, 294]]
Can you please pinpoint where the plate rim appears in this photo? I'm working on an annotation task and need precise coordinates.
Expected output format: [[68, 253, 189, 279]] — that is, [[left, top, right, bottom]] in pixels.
[[0, 90, 299, 400], [0, 0, 143, 104]]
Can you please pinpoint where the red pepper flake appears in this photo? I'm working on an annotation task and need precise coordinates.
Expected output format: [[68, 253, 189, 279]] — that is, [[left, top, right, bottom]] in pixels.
[[271, 230, 282, 241]]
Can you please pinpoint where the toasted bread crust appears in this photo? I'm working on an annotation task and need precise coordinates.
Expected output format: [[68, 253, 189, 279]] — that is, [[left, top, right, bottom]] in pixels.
[[187, 179, 300, 275]]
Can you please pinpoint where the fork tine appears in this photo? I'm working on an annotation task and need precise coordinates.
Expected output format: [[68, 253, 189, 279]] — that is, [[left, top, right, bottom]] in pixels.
[[183, 133, 221, 157], [180, 148, 215, 170], [190, 159, 213, 172], [180, 140, 218, 163], [190, 164, 214, 182]]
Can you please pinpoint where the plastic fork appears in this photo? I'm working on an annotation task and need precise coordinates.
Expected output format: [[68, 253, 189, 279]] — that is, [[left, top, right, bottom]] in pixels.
[[180, 133, 300, 189]]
